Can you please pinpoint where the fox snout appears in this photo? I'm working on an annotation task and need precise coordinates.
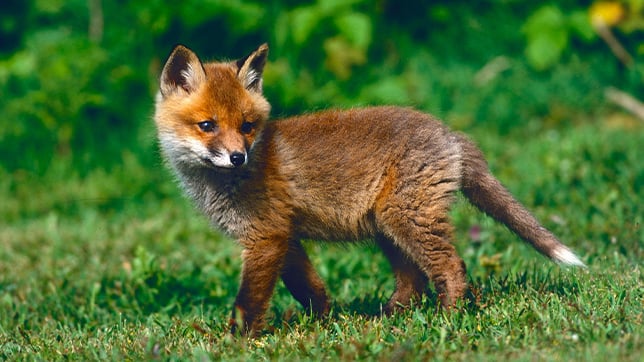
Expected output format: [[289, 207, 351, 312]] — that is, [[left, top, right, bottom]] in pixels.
[[206, 148, 247, 169], [210, 132, 249, 169], [230, 151, 246, 167]]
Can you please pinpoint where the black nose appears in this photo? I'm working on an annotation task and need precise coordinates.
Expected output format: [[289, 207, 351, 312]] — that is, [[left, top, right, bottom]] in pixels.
[[230, 152, 246, 167]]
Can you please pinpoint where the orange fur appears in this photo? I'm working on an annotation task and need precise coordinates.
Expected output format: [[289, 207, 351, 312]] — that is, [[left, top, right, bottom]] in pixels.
[[154, 44, 585, 336]]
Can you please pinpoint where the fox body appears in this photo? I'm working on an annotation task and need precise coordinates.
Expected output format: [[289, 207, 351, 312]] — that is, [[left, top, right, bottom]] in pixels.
[[154, 44, 584, 335]]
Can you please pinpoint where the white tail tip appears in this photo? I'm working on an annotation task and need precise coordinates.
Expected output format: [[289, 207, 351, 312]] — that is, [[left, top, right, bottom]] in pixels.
[[552, 245, 586, 268]]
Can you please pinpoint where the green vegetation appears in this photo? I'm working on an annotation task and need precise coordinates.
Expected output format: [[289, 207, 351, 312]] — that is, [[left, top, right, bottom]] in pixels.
[[1, 1, 642, 360]]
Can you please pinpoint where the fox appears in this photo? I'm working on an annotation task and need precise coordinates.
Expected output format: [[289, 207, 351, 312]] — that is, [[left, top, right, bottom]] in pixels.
[[154, 43, 585, 336]]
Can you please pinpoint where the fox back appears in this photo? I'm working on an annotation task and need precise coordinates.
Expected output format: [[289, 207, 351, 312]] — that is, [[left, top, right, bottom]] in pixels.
[[154, 44, 584, 336]]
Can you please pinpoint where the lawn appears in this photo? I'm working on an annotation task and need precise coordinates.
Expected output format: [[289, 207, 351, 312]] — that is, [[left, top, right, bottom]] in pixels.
[[0, 120, 641, 361]]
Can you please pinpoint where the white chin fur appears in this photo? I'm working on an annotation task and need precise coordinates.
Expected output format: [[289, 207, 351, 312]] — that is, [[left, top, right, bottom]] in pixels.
[[160, 135, 237, 169], [552, 245, 586, 267], [208, 150, 234, 168]]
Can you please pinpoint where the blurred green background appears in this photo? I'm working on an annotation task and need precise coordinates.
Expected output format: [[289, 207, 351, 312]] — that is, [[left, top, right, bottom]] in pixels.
[[1, 0, 642, 174]]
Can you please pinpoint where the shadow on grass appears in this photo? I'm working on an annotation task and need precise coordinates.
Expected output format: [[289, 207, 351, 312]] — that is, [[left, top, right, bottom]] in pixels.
[[83, 258, 585, 335]]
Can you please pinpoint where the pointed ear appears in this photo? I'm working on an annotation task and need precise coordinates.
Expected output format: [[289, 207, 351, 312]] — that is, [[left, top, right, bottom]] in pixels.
[[235, 43, 269, 93], [159, 45, 206, 97]]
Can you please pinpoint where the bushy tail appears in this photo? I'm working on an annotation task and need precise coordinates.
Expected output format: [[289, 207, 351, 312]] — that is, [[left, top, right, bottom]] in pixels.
[[456, 134, 585, 267]]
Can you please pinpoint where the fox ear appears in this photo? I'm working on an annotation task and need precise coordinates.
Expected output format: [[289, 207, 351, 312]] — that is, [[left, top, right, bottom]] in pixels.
[[159, 45, 206, 97], [235, 43, 269, 93]]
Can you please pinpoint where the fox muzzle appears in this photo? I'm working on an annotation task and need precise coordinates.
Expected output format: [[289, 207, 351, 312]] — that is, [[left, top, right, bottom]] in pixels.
[[230, 152, 246, 167]]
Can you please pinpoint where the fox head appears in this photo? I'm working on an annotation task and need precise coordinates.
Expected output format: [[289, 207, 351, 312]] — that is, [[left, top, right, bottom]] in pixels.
[[154, 44, 270, 171]]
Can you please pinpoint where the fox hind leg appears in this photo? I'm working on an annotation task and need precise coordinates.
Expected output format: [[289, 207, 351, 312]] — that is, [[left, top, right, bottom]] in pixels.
[[376, 234, 428, 314], [376, 177, 467, 307], [380, 212, 467, 307]]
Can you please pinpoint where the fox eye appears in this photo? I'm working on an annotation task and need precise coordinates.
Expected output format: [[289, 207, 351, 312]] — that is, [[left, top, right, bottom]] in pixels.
[[197, 120, 216, 133], [240, 121, 254, 134]]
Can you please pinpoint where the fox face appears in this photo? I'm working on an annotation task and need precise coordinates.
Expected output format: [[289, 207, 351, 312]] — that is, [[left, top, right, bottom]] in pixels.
[[155, 44, 270, 170]]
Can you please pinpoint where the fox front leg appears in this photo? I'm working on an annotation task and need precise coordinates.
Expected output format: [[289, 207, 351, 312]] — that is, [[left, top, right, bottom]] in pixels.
[[281, 240, 330, 317], [229, 237, 289, 336]]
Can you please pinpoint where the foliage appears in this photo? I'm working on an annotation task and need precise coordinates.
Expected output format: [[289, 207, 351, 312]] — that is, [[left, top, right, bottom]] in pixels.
[[522, 5, 594, 70], [1, 1, 642, 174], [523, 1, 644, 71]]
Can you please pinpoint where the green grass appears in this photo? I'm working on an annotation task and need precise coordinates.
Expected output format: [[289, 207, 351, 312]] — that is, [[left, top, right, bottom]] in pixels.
[[0, 123, 642, 360]]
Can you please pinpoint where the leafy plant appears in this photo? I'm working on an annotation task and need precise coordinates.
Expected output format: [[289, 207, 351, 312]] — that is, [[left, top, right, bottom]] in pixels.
[[523, 1, 644, 70], [522, 5, 595, 70]]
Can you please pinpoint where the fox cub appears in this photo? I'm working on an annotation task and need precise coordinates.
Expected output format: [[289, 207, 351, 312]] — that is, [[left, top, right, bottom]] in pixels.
[[154, 44, 584, 336]]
